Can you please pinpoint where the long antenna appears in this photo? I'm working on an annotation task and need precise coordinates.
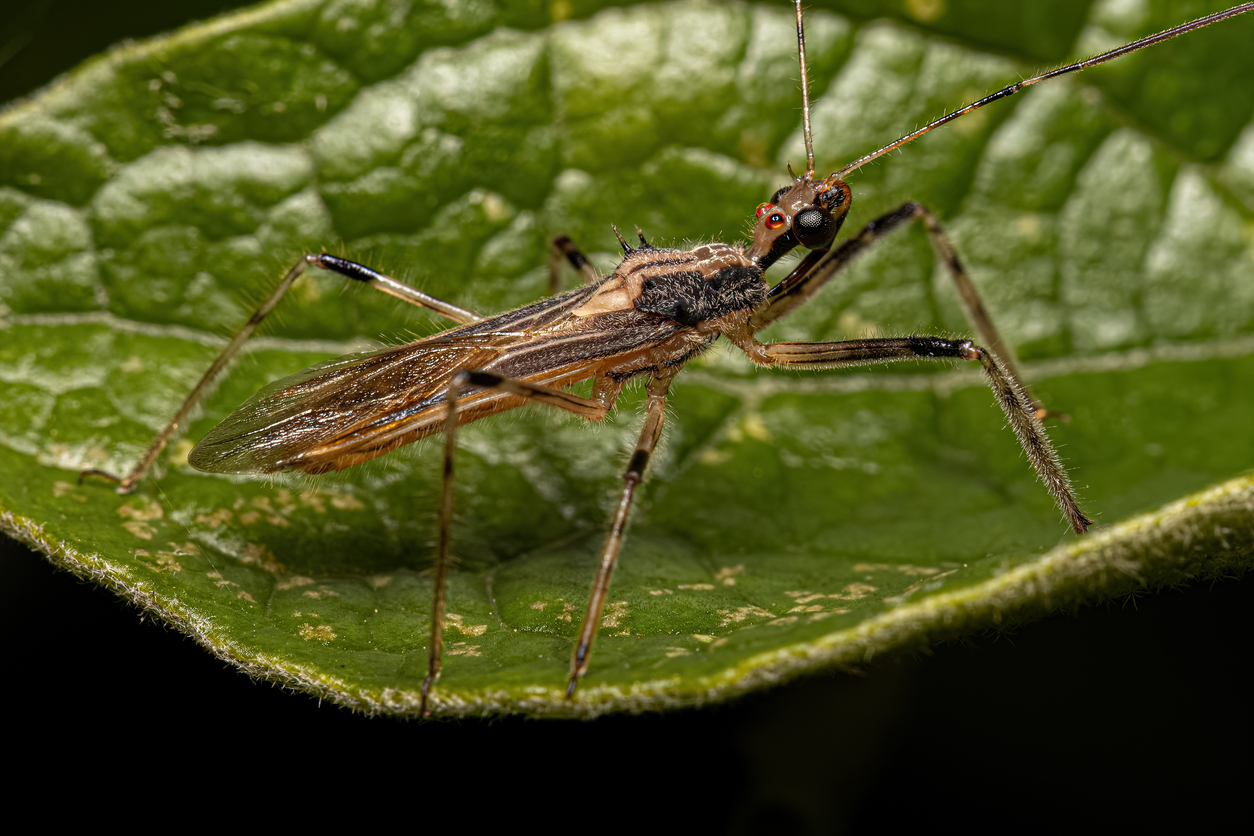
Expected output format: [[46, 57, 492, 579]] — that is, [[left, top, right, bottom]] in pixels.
[[794, 0, 815, 178], [833, 2, 1254, 179]]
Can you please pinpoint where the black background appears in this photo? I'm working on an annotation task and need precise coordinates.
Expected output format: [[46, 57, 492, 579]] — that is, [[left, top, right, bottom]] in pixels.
[[2, 2, 1250, 831]]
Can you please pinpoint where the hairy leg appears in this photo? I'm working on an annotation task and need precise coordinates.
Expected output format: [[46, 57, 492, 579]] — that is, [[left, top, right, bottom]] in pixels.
[[567, 372, 674, 699], [81, 254, 481, 493], [750, 202, 1057, 419], [734, 334, 1091, 535], [422, 370, 612, 715]]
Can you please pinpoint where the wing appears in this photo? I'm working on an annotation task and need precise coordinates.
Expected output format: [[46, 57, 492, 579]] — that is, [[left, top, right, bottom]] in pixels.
[[188, 281, 691, 476], [188, 338, 504, 475]]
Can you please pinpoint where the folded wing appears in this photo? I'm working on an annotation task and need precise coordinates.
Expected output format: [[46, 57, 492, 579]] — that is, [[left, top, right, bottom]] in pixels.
[[189, 339, 501, 475]]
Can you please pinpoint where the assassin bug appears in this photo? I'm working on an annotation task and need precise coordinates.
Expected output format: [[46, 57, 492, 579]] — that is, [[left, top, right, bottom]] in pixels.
[[80, 0, 1254, 714]]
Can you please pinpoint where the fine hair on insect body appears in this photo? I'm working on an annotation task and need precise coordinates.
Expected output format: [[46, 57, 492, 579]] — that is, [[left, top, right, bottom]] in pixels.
[[80, 0, 1254, 715]]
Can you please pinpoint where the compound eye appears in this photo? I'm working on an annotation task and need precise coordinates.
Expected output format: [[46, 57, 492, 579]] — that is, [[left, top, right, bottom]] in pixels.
[[770, 186, 790, 204], [794, 206, 835, 248]]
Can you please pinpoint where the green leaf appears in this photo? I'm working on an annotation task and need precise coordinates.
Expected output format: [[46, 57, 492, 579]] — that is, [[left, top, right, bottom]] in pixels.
[[2, 0, 1253, 717]]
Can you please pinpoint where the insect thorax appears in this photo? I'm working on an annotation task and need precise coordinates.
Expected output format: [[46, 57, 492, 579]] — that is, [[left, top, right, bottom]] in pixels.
[[629, 243, 766, 327]]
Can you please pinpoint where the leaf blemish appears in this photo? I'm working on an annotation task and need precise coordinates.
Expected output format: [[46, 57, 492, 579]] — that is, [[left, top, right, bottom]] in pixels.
[[117, 497, 163, 522], [716, 606, 774, 628], [852, 562, 942, 576], [52, 481, 86, 502], [206, 571, 236, 588], [237, 542, 283, 574], [195, 508, 232, 527], [298, 623, 336, 642], [601, 601, 630, 634], [445, 614, 488, 637]]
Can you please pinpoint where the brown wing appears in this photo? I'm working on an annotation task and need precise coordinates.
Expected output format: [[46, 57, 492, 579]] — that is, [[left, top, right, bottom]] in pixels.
[[188, 282, 690, 476], [188, 339, 505, 475]]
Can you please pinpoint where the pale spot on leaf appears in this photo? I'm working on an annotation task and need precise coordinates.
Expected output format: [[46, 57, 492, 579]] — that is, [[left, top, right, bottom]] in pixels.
[[716, 605, 773, 627], [238, 542, 283, 574], [329, 493, 365, 511], [299, 623, 336, 642], [117, 496, 163, 521], [445, 614, 488, 637], [715, 564, 744, 586], [207, 571, 237, 589], [170, 438, 194, 466], [601, 600, 630, 634], [699, 448, 731, 466], [853, 563, 941, 576], [195, 508, 232, 527], [741, 414, 770, 441], [122, 520, 155, 540]]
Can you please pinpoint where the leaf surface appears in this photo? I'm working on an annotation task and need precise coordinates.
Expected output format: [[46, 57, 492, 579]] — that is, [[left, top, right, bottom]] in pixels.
[[2, 0, 1253, 716]]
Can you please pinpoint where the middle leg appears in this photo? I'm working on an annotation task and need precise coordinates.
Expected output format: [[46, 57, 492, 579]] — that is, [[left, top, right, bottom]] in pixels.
[[421, 370, 613, 715], [567, 371, 675, 699]]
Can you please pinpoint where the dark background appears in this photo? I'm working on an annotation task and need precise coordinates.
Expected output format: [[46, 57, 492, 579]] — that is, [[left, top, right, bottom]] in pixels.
[[2, 2, 1250, 831]]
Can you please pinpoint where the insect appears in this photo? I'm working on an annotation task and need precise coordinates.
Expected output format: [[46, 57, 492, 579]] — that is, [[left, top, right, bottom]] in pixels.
[[80, 0, 1254, 715]]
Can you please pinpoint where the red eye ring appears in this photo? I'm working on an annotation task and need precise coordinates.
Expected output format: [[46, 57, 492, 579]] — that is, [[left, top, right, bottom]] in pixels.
[[756, 202, 790, 230]]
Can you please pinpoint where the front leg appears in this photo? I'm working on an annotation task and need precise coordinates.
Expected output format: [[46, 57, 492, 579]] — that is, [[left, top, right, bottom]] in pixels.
[[751, 202, 1060, 421], [735, 334, 1091, 535]]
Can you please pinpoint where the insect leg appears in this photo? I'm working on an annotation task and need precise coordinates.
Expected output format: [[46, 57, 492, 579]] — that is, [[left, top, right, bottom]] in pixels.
[[912, 207, 1064, 421], [734, 334, 1091, 535], [421, 370, 612, 716], [567, 373, 673, 700], [750, 202, 922, 331], [79, 254, 482, 494], [548, 235, 598, 295], [751, 202, 1056, 419], [307, 254, 482, 324]]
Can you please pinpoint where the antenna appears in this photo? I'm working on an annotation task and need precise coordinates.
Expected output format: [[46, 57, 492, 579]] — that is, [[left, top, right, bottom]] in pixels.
[[794, 0, 815, 178], [833, 2, 1254, 180]]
